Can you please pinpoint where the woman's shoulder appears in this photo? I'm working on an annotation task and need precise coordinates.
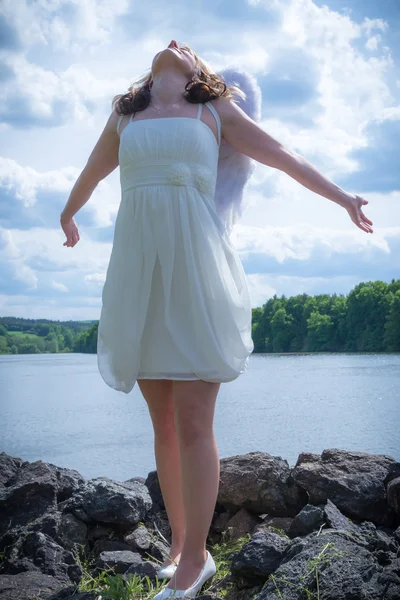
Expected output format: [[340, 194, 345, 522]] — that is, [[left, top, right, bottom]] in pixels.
[[100, 108, 126, 137], [208, 97, 240, 124]]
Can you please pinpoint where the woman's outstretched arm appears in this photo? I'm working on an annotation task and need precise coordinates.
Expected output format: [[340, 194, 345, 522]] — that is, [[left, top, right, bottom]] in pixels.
[[60, 110, 121, 247], [215, 97, 373, 234]]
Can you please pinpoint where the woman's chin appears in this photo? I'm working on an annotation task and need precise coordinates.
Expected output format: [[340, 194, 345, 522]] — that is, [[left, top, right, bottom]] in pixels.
[[152, 51, 188, 74]]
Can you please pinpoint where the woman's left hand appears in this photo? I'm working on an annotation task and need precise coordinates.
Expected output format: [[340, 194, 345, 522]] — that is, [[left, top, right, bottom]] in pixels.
[[344, 194, 373, 233]]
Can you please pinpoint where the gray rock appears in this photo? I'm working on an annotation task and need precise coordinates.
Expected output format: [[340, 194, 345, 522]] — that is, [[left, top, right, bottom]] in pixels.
[[224, 507, 261, 541], [60, 477, 152, 526], [0, 461, 58, 537], [92, 538, 133, 555], [218, 452, 307, 516], [255, 516, 293, 537], [324, 498, 361, 534], [393, 526, 400, 544], [58, 512, 88, 552], [231, 528, 289, 583], [0, 510, 61, 552], [292, 448, 400, 526], [124, 475, 146, 486], [46, 463, 85, 503], [45, 588, 97, 600], [387, 476, 400, 519], [2, 531, 82, 584], [123, 553, 160, 580], [196, 597, 224, 600], [96, 549, 142, 574], [123, 523, 170, 561], [43, 586, 77, 599], [254, 529, 395, 600], [0, 571, 62, 600], [144, 470, 164, 508], [87, 523, 115, 542], [219, 590, 262, 600], [1, 450, 398, 600], [351, 520, 399, 555], [124, 523, 151, 549], [288, 504, 324, 538], [212, 510, 232, 533], [143, 508, 172, 548], [0, 452, 23, 487]]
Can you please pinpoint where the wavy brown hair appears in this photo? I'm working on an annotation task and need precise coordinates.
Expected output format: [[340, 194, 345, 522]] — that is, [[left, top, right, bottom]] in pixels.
[[112, 43, 245, 117]]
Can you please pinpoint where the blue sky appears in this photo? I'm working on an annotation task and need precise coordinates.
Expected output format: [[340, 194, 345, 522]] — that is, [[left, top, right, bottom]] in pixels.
[[0, 0, 399, 320]]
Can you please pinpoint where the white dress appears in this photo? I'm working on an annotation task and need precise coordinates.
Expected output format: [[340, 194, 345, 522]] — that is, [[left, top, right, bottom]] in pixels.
[[97, 102, 254, 394]]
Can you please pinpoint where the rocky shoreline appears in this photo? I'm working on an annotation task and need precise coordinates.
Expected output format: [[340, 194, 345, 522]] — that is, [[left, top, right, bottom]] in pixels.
[[0, 448, 399, 599]]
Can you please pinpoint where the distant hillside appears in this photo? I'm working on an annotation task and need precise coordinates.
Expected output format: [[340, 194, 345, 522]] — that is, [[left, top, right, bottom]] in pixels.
[[0, 317, 96, 355], [1, 278, 399, 355]]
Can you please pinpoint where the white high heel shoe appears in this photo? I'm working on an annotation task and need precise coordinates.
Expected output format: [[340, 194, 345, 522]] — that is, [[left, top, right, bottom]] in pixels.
[[156, 560, 178, 580], [152, 550, 216, 599]]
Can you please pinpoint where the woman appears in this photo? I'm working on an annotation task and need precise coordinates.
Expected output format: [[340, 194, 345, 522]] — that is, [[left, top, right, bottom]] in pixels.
[[60, 40, 373, 598]]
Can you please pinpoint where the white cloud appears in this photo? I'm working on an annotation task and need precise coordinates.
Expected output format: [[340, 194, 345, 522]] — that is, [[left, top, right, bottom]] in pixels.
[[51, 280, 68, 292], [232, 223, 396, 264], [0, 0, 399, 319], [0, 227, 38, 291], [1, 0, 130, 52], [0, 157, 119, 229], [360, 17, 388, 36], [85, 272, 106, 284], [0, 57, 128, 128], [365, 35, 381, 51], [247, 273, 277, 307]]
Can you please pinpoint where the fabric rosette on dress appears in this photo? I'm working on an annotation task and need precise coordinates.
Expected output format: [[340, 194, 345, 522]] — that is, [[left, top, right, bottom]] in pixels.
[[167, 163, 215, 197]]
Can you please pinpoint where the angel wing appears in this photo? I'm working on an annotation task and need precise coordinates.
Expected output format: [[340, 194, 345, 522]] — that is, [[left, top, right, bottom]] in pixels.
[[214, 68, 262, 235]]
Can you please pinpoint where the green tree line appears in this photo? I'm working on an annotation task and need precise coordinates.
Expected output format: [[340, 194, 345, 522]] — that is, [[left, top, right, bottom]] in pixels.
[[252, 279, 400, 353], [0, 280, 399, 355], [0, 317, 96, 355]]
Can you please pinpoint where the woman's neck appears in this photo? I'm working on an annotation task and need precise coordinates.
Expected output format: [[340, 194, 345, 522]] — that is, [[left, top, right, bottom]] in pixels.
[[150, 69, 189, 106]]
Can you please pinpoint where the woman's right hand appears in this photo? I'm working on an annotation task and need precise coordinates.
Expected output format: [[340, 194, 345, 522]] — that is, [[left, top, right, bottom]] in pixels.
[[61, 216, 80, 247], [344, 194, 374, 234], [59, 110, 121, 249]]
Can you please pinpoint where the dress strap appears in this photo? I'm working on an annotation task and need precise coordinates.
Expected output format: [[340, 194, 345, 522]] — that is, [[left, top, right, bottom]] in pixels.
[[116, 114, 124, 135], [196, 103, 203, 119], [204, 102, 221, 146]]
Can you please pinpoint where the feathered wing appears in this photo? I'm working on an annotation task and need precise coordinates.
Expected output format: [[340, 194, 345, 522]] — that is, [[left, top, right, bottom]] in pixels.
[[214, 68, 262, 235]]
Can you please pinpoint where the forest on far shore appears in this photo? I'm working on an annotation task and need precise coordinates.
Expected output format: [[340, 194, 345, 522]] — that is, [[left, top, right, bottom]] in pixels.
[[0, 279, 399, 356]]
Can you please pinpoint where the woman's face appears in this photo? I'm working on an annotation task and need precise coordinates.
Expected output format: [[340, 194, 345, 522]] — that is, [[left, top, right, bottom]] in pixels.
[[151, 40, 198, 78]]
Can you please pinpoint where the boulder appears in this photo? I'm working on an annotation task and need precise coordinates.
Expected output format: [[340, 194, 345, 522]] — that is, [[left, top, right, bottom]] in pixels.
[[2, 531, 82, 584], [288, 504, 324, 538], [45, 588, 97, 600], [58, 512, 88, 552], [254, 529, 396, 600], [0, 571, 63, 600], [60, 476, 152, 525], [0, 461, 58, 536], [292, 448, 400, 526], [387, 476, 400, 519], [0, 452, 23, 487], [0, 450, 398, 600], [255, 516, 293, 537], [145, 469, 164, 508], [218, 452, 307, 516], [231, 528, 289, 583], [123, 523, 172, 561], [96, 549, 144, 574]]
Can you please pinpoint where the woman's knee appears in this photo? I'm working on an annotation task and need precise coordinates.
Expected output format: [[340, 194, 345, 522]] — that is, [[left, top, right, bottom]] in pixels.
[[173, 380, 220, 444], [137, 379, 175, 435]]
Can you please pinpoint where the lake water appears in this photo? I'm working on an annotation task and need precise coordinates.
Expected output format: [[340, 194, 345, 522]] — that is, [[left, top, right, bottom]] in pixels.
[[0, 353, 398, 481]]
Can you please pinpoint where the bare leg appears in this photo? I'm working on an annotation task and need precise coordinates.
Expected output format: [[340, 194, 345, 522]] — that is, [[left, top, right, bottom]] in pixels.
[[137, 379, 186, 566], [166, 379, 221, 590]]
